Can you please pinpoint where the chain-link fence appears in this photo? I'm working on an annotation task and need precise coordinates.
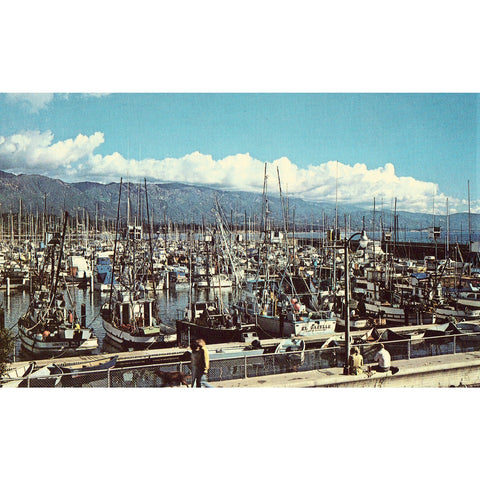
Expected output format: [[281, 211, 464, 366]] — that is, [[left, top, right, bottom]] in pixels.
[[4, 329, 480, 387]]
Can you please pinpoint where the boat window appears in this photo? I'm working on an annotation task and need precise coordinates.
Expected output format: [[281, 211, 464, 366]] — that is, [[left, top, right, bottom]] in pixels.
[[122, 303, 130, 322], [144, 302, 151, 326]]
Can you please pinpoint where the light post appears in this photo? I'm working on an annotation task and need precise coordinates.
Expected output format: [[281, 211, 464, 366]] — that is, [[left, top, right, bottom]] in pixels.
[[343, 230, 369, 375]]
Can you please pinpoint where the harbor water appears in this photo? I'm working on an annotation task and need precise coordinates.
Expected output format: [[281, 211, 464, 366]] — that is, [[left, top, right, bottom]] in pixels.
[[0, 286, 237, 361]]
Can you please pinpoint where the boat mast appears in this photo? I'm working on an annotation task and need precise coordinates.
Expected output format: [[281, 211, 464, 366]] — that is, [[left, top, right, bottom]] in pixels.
[[261, 163, 268, 245], [373, 197, 376, 268], [108, 178, 123, 310], [446, 197, 449, 258], [468, 179, 472, 249], [144, 178, 157, 301], [50, 211, 69, 304], [127, 180, 130, 227], [18, 198, 22, 244], [277, 166, 289, 256], [393, 197, 397, 259], [43, 192, 47, 245]]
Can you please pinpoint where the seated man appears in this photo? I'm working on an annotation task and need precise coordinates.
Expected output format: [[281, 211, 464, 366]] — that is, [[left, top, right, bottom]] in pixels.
[[373, 343, 390, 372], [371, 343, 399, 374]]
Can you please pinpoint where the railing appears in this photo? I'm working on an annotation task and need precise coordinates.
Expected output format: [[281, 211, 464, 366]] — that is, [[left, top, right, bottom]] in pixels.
[[5, 329, 480, 387]]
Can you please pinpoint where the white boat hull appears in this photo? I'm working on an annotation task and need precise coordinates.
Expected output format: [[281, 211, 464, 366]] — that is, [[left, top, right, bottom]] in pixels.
[[102, 318, 176, 347], [456, 299, 480, 309], [18, 325, 98, 357], [256, 314, 336, 337]]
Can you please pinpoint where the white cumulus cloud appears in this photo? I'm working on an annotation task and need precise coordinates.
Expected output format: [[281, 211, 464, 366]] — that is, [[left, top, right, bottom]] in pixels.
[[0, 129, 477, 214], [0, 130, 104, 173]]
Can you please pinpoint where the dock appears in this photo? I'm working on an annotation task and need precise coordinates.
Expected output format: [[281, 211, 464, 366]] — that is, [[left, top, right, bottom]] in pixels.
[[210, 350, 480, 388], [6, 319, 480, 388], [10, 320, 470, 371]]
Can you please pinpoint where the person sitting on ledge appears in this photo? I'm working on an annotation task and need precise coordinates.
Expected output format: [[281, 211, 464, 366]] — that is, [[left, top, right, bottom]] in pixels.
[[348, 346, 363, 375], [373, 343, 390, 372], [371, 343, 399, 375]]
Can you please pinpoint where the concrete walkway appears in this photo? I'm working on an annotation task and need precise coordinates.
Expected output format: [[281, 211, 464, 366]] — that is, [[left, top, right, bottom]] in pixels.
[[211, 351, 480, 387]]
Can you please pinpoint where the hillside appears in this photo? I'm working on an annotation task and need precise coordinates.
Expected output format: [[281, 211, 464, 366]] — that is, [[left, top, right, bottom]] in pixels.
[[0, 170, 478, 232]]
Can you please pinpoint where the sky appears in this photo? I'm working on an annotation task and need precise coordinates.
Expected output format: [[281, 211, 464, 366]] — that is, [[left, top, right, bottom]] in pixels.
[[0, 92, 477, 214]]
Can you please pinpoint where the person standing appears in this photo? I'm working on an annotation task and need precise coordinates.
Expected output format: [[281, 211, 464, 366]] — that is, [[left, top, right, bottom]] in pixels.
[[191, 338, 212, 387]]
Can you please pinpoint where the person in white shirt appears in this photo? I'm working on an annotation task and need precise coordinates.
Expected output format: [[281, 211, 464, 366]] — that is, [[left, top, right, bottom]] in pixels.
[[373, 343, 391, 372]]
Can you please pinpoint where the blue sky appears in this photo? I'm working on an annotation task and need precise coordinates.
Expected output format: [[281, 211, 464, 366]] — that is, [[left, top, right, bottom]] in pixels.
[[0, 92, 478, 214]]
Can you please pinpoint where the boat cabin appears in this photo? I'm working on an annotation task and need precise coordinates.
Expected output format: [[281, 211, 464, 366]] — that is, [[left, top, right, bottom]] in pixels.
[[113, 295, 155, 328]]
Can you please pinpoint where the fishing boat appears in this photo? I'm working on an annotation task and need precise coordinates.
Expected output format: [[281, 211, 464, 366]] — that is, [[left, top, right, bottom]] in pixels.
[[195, 273, 233, 289], [176, 299, 259, 345], [257, 308, 338, 338], [100, 286, 176, 349], [166, 265, 189, 290], [365, 300, 421, 326], [0, 261, 30, 291], [100, 178, 177, 349], [364, 279, 435, 326], [18, 213, 99, 358], [94, 252, 115, 292], [237, 280, 337, 338], [434, 303, 480, 322], [66, 254, 92, 288], [18, 290, 99, 358], [455, 288, 480, 310]]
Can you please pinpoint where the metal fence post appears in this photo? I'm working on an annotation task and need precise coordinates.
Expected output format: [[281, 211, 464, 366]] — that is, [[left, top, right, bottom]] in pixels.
[[107, 368, 111, 388], [244, 354, 248, 379], [453, 335, 456, 355], [407, 339, 411, 360]]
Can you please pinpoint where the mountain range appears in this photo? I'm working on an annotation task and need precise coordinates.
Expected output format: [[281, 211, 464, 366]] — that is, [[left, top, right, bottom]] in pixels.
[[0, 169, 478, 233]]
